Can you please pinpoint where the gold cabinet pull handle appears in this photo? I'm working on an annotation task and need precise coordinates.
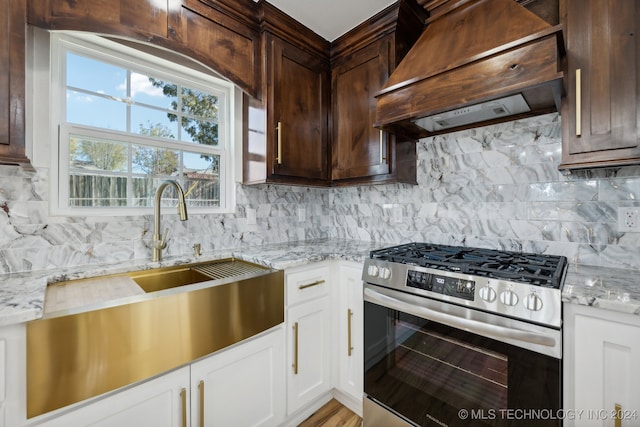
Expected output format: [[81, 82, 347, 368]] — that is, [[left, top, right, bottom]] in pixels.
[[276, 121, 283, 164], [575, 68, 582, 136], [292, 321, 299, 375], [379, 130, 384, 164], [347, 308, 354, 357], [379, 130, 388, 164], [198, 380, 205, 427], [298, 279, 325, 290], [180, 388, 187, 427], [615, 403, 622, 427]]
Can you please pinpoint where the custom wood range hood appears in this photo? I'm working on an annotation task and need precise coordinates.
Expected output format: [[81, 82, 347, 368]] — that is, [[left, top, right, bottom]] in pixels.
[[375, 0, 565, 140]]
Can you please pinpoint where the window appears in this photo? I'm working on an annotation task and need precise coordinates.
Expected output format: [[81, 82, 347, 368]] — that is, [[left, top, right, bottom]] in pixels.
[[48, 33, 237, 215]]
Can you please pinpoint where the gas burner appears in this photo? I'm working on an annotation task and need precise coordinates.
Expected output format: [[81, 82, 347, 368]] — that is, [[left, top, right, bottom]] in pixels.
[[370, 242, 567, 289]]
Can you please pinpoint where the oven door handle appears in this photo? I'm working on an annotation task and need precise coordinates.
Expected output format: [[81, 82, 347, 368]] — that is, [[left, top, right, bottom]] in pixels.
[[364, 287, 557, 348]]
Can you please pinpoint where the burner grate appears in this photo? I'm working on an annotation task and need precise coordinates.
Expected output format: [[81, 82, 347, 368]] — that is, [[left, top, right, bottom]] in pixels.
[[370, 243, 567, 288]]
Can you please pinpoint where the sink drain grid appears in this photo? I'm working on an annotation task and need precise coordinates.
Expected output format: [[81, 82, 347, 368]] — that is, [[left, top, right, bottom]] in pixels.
[[193, 260, 269, 281]]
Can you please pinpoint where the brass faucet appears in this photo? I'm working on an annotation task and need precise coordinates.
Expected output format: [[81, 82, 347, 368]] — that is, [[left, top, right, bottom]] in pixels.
[[152, 180, 189, 262]]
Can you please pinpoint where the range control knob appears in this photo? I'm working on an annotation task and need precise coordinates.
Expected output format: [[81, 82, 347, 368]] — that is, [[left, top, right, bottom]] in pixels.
[[479, 286, 497, 302], [367, 265, 379, 277], [524, 293, 543, 311], [379, 267, 392, 280], [499, 290, 519, 307]]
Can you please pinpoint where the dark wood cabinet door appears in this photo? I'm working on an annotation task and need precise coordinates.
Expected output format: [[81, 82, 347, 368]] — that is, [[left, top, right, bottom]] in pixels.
[[269, 36, 329, 182], [331, 37, 391, 180], [560, 0, 640, 169], [0, 0, 29, 166]]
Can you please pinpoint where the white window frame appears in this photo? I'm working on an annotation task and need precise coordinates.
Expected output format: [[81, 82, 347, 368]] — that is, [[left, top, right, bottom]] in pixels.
[[41, 31, 238, 216]]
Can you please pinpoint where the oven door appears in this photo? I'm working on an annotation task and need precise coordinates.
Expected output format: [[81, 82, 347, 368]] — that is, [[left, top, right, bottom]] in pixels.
[[363, 284, 562, 427]]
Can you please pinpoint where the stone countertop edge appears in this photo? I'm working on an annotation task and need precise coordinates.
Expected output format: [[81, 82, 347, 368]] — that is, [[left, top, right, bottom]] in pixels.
[[0, 239, 384, 328], [2, 240, 640, 328], [562, 263, 640, 316]]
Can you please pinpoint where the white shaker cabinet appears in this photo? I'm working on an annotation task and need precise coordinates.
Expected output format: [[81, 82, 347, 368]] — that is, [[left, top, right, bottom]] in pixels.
[[285, 263, 333, 418], [564, 303, 640, 427], [190, 326, 286, 427], [30, 366, 190, 427], [334, 262, 364, 415]]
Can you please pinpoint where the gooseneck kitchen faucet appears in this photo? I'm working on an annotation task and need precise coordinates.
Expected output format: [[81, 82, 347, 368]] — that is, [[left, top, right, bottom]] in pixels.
[[152, 180, 189, 262]]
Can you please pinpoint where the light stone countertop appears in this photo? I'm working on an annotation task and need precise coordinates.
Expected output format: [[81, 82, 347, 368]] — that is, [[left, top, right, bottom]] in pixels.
[[1, 239, 639, 327], [562, 263, 640, 315]]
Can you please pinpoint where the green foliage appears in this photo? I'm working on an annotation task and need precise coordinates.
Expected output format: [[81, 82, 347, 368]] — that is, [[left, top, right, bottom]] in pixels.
[[134, 122, 178, 175], [149, 78, 220, 171]]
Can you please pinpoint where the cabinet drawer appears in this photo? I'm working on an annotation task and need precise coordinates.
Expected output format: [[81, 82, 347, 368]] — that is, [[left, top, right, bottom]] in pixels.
[[286, 265, 331, 305]]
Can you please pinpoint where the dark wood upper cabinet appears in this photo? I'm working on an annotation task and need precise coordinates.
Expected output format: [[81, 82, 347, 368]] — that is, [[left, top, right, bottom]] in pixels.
[[560, 0, 640, 170], [27, 0, 261, 98], [169, 0, 261, 98], [268, 35, 329, 183], [331, 36, 392, 181], [330, 0, 425, 185], [243, 3, 331, 186], [0, 0, 30, 167]]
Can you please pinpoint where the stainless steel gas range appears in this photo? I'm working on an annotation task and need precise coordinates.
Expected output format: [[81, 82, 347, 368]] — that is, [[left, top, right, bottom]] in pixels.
[[362, 242, 568, 427]]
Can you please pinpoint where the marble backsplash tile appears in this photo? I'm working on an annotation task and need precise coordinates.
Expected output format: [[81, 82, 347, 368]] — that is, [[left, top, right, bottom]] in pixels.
[[2, 113, 640, 274]]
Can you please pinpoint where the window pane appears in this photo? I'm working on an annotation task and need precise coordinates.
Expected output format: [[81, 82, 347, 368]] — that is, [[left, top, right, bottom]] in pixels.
[[69, 135, 128, 173], [183, 151, 219, 176], [181, 118, 219, 146], [131, 106, 178, 139], [69, 174, 127, 207], [181, 87, 219, 119], [66, 52, 126, 98], [132, 145, 179, 176], [67, 89, 127, 131], [131, 177, 154, 207], [184, 179, 220, 208], [131, 74, 178, 110]]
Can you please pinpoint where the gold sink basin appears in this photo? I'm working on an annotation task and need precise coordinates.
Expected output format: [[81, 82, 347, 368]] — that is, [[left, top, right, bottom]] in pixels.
[[128, 267, 212, 292], [28, 259, 284, 418], [127, 259, 272, 293]]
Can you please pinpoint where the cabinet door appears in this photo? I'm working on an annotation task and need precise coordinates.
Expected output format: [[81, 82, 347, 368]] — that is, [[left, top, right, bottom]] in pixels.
[[269, 36, 329, 183], [34, 366, 190, 427], [287, 296, 332, 414], [0, 0, 29, 166], [561, 0, 640, 168], [565, 304, 640, 427], [336, 263, 364, 412], [332, 38, 391, 180], [190, 327, 286, 427]]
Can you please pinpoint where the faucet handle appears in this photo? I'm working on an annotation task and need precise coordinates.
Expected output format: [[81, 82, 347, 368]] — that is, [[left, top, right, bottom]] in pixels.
[[153, 229, 169, 250]]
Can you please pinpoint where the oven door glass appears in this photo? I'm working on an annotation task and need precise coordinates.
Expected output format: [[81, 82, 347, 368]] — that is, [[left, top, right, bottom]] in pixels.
[[364, 301, 561, 427]]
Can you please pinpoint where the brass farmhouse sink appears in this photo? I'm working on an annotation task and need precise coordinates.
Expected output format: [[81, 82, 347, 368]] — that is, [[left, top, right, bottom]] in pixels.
[[126, 260, 271, 293], [27, 259, 284, 418]]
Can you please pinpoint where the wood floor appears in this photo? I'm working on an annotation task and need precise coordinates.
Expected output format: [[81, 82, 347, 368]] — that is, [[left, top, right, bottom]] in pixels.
[[298, 399, 362, 427]]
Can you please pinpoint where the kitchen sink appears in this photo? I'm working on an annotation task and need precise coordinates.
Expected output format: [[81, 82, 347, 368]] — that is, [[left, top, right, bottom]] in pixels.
[[127, 259, 273, 293], [128, 267, 212, 292], [28, 258, 284, 418]]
